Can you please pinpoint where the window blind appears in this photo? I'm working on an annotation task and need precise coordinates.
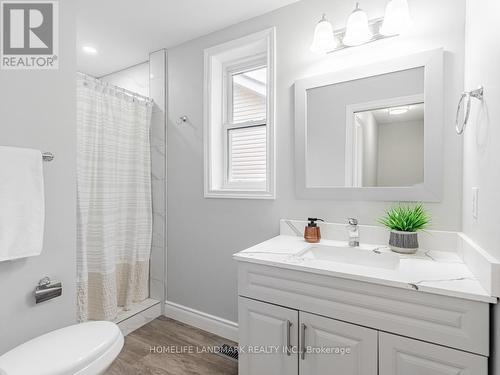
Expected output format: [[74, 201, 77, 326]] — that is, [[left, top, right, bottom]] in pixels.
[[228, 125, 267, 182]]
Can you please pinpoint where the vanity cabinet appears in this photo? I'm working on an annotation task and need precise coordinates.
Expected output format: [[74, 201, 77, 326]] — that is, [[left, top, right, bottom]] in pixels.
[[238, 297, 298, 375], [379, 332, 487, 375], [237, 262, 489, 375], [239, 296, 487, 375], [299, 311, 377, 375], [239, 297, 377, 375]]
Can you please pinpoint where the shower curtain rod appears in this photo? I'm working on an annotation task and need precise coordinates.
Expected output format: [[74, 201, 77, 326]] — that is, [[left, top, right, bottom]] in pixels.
[[77, 71, 154, 104]]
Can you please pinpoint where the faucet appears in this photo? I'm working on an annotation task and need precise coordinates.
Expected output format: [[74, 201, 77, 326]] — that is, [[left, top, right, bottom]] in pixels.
[[347, 218, 360, 247]]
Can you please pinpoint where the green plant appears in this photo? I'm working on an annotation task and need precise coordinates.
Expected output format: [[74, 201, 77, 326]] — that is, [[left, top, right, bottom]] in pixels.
[[378, 203, 430, 232]]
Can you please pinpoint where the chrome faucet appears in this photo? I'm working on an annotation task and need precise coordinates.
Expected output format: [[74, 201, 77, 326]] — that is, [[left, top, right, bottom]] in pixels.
[[347, 218, 360, 247]]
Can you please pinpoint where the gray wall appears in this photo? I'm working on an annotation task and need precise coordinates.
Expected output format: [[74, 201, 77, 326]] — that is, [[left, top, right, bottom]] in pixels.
[[377, 120, 424, 187], [0, 2, 76, 353], [167, 0, 465, 323]]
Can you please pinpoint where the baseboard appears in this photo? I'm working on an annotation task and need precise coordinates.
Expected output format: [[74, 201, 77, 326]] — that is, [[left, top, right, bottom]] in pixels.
[[164, 301, 238, 342]]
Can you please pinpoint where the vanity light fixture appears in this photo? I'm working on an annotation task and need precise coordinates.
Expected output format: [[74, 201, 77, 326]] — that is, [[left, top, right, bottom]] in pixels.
[[310, 14, 337, 54], [388, 106, 409, 115], [380, 0, 413, 36], [309, 0, 412, 54], [343, 3, 372, 46]]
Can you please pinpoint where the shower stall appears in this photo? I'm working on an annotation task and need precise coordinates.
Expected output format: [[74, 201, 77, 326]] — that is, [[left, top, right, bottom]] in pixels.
[[75, 51, 167, 325]]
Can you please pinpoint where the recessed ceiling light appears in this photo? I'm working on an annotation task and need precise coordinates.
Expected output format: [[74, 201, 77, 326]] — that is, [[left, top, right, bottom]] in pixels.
[[388, 106, 409, 115], [82, 45, 98, 55]]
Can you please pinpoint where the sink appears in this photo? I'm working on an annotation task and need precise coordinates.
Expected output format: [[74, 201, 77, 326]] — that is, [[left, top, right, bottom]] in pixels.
[[297, 244, 400, 269]]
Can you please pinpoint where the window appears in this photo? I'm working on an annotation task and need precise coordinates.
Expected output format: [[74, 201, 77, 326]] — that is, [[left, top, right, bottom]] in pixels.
[[226, 65, 267, 187], [204, 29, 275, 199]]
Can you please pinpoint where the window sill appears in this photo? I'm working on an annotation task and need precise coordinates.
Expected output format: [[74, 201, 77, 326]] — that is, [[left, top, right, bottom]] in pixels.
[[204, 188, 275, 200]]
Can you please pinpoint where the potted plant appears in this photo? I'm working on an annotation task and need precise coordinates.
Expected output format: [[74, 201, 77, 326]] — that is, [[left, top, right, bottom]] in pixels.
[[378, 203, 430, 254]]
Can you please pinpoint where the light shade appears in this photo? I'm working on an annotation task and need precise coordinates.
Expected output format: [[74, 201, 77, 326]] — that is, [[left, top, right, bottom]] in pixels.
[[310, 14, 336, 54], [380, 0, 413, 36], [343, 3, 372, 46]]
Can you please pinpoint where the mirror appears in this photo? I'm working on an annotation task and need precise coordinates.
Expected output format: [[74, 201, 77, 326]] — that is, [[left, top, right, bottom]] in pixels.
[[295, 50, 443, 201]]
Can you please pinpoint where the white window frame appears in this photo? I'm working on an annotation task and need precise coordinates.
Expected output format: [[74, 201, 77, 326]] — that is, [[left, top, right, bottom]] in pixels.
[[204, 28, 275, 199], [223, 56, 267, 190]]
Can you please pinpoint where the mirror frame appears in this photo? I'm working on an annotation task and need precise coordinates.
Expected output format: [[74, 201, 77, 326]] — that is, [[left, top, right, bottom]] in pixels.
[[294, 49, 444, 201]]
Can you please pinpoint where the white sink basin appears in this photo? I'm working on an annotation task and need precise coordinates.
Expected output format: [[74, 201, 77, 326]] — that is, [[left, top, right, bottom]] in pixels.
[[298, 244, 400, 269]]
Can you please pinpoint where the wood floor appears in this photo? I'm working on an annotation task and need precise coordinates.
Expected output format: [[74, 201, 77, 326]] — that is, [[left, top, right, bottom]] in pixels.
[[106, 316, 238, 375]]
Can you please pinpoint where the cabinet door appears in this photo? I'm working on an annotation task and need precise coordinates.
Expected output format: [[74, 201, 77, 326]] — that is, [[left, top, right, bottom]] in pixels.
[[299, 311, 377, 375], [238, 297, 298, 375], [379, 332, 487, 375]]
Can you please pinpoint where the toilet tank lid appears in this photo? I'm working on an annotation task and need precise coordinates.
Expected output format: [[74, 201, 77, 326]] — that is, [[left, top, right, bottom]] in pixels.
[[0, 321, 122, 375]]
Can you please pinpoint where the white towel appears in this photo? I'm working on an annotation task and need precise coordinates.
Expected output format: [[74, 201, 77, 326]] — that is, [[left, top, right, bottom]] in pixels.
[[0, 146, 45, 261]]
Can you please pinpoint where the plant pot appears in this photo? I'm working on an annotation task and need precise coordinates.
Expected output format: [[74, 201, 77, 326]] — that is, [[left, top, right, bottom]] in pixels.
[[389, 230, 419, 254]]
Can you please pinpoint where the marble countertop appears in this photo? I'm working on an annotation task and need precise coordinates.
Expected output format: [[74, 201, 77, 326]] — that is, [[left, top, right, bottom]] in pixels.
[[233, 235, 497, 304]]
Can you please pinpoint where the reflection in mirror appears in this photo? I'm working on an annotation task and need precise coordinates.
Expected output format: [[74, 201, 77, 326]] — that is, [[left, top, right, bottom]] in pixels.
[[347, 103, 424, 187], [305, 66, 425, 189]]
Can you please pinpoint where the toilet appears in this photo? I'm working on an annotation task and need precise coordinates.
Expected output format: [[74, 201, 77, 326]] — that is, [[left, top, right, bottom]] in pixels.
[[0, 321, 123, 375]]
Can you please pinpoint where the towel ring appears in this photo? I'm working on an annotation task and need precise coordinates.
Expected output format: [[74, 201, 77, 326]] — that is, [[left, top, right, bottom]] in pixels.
[[455, 86, 484, 135]]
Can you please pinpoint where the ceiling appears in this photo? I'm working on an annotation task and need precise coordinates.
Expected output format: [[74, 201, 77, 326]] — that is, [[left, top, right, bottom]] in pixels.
[[77, 0, 299, 77]]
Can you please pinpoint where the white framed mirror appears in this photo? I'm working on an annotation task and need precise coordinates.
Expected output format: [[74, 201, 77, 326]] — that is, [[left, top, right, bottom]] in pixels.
[[294, 49, 443, 201]]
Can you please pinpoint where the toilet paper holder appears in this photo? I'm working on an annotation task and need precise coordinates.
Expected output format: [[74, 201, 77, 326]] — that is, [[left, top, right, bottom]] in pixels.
[[35, 276, 62, 304]]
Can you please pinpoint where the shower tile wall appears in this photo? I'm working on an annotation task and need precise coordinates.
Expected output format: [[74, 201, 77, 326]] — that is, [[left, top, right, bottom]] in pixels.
[[149, 49, 167, 301], [100, 62, 150, 97]]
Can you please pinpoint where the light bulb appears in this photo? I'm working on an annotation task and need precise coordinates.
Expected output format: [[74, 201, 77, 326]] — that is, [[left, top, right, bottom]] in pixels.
[[82, 45, 98, 55], [343, 3, 372, 46], [380, 0, 413, 36], [310, 14, 337, 54]]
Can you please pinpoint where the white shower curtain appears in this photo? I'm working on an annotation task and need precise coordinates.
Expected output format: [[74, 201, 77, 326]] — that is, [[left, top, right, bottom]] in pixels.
[[76, 76, 153, 322]]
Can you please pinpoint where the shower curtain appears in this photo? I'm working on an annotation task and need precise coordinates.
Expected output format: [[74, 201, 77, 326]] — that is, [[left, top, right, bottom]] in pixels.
[[76, 76, 153, 322]]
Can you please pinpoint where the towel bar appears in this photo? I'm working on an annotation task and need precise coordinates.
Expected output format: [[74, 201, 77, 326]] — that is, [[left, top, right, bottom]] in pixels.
[[455, 86, 484, 135], [42, 152, 54, 162]]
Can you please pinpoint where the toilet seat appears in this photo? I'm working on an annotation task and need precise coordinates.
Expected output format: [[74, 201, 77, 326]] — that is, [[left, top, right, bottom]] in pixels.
[[0, 321, 124, 375]]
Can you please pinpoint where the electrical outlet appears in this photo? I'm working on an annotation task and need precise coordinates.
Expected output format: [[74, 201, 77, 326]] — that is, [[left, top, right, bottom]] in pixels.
[[472, 187, 479, 219]]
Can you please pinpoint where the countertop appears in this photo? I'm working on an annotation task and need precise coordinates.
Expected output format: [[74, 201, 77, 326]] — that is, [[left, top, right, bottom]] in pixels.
[[233, 235, 497, 304]]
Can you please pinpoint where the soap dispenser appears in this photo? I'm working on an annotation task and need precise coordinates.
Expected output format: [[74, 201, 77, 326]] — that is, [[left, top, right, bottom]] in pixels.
[[304, 218, 324, 243]]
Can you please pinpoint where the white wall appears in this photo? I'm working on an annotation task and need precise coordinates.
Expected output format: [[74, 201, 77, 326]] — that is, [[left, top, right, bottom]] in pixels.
[[463, 0, 500, 259], [100, 61, 149, 97], [358, 112, 378, 187], [167, 0, 465, 323], [0, 2, 76, 353], [463, 0, 500, 372]]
